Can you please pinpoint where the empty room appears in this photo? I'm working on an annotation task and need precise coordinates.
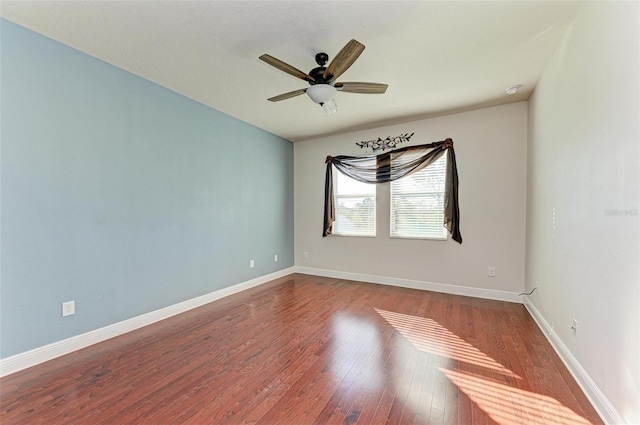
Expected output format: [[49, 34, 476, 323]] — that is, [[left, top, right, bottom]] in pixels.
[[0, 1, 638, 424]]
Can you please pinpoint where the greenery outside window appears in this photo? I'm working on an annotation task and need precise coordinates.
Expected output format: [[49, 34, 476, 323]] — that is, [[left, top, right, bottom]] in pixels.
[[332, 167, 376, 236]]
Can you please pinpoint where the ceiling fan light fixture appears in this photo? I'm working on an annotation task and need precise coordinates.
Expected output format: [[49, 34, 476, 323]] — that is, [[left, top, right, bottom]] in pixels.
[[321, 97, 338, 115], [306, 84, 337, 105]]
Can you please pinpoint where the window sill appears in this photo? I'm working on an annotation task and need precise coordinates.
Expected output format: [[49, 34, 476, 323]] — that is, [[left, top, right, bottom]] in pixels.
[[389, 235, 447, 241], [330, 233, 377, 238]]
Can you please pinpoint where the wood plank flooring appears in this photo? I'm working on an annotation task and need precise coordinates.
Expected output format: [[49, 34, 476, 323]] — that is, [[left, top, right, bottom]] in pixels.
[[0, 274, 603, 424]]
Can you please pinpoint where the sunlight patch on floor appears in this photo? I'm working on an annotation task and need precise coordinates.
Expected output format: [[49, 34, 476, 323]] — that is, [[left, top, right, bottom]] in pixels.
[[375, 308, 593, 425], [375, 308, 518, 378], [441, 368, 592, 425]]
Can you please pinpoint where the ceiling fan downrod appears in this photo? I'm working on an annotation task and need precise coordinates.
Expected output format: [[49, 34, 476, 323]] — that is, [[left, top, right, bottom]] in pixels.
[[309, 52, 330, 84]]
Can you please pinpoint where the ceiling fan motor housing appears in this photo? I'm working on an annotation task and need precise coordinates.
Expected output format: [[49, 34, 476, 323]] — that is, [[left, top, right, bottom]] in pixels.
[[309, 67, 328, 83]]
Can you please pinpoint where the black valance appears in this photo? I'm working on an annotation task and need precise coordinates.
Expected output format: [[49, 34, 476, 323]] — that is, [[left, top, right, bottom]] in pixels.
[[323, 138, 462, 243]]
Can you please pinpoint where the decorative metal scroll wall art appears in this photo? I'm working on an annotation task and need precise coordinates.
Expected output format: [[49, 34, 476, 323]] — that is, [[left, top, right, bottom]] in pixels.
[[355, 132, 414, 153]]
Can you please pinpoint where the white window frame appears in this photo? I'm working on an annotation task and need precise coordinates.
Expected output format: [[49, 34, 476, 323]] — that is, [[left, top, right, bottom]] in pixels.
[[332, 167, 376, 237], [390, 154, 448, 240]]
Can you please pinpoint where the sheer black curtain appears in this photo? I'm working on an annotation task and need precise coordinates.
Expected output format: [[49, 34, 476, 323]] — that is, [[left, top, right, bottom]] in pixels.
[[323, 138, 462, 243]]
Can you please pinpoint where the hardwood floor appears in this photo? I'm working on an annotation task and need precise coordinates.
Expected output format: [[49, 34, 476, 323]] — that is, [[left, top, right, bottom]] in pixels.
[[0, 273, 603, 424]]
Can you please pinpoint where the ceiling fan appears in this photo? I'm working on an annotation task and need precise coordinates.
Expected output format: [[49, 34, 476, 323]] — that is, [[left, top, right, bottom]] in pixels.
[[259, 39, 388, 114]]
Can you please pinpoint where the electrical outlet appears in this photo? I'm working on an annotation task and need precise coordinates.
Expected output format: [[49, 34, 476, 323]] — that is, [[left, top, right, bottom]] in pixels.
[[250, 260, 255, 268], [571, 319, 578, 335], [274, 254, 278, 262], [488, 267, 496, 277], [304, 251, 309, 259], [62, 300, 75, 317]]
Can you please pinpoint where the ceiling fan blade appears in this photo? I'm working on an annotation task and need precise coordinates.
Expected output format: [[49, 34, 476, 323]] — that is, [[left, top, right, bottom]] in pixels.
[[323, 39, 365, 82], [268, 89, 307, 102], [259, 54, 313, 82], [335, 82, 388, 94]]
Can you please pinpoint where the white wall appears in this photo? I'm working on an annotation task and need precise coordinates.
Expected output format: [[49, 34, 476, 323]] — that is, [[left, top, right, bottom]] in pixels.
[[295, 102, 527, 297], [526, 2, 639, 423]]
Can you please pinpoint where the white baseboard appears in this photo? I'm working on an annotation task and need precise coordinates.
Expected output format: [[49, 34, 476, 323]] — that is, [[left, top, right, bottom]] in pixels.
[[294, 266, 522, 303], [523, 296, 623, 425], [0, 267, 295, 378]]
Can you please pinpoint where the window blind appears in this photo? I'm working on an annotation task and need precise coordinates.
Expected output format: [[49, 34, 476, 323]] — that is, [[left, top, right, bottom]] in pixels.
[[390, 154, 448, 239]]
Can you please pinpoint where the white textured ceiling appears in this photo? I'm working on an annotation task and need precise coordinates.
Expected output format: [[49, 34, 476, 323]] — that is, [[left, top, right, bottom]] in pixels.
[[1, 1, 582, 142]]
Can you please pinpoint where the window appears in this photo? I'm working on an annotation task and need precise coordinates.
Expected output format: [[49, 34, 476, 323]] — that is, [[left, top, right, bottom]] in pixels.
[[332, 167, 376, 236], [391, 154, 447, 239]]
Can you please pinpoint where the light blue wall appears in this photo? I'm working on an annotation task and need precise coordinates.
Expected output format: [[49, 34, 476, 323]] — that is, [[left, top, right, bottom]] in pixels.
[[0, 19, 294, 358]]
